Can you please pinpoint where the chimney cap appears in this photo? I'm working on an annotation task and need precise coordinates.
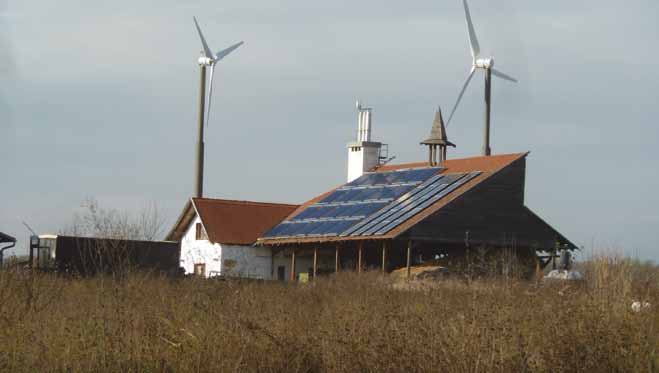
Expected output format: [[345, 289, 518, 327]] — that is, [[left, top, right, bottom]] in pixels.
[[420, 107, 456, 147]]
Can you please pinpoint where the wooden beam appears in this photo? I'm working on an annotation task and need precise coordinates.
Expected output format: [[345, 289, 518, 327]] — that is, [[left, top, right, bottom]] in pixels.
[[357, 241, 363, 274], [335, 245, 340, 273], [381, 241, 387, 273], [406, 240, 412, 279], [313, 247, 318, 280], [270, 249, 275, 280], [290, 248, 296, 282]]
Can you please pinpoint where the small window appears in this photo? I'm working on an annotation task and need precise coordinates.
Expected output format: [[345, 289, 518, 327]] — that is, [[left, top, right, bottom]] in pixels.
[[194, 263, 206, 277], [195, 223, 206, 240]]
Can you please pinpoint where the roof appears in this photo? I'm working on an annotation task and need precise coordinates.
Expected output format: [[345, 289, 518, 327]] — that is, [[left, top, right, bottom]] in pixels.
[[257, 152, 529, 245], [166, 198, 299, 245], [0, 232, 16, 244]]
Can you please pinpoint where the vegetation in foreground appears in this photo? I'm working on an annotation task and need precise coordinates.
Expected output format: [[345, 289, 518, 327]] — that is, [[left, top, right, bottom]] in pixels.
[[0, 257, 656, 372]]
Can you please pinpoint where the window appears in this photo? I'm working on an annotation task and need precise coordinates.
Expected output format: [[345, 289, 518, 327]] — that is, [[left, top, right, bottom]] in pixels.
[[194, 263, 206, 277], [195, 223, 206, 240]]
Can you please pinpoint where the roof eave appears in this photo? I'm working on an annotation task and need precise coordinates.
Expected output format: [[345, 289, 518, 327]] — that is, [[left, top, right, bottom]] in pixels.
[[165, 199, 195, 242]]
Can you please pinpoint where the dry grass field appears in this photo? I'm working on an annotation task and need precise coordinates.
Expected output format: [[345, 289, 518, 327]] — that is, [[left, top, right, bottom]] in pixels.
[[0, 257, 656, 372]]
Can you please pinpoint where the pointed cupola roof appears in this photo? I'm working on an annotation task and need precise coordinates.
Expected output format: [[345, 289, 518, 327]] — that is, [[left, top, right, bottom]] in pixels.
[[420, 107, 455, 147]]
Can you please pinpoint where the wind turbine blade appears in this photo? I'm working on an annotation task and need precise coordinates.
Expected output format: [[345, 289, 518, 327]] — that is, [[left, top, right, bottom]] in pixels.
[[491, 68, 518, 83], [214, 41, 244, 61], [463, 0, 480, 61], [447, 66, 476, 126], [193, 17, 214, 58], [205, 65, 216, 128]]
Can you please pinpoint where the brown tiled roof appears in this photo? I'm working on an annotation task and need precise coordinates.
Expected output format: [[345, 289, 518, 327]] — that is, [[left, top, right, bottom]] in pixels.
[[166, 198, 299, 245], [193, 198, 299, 245], [257, 152, 529, 245]]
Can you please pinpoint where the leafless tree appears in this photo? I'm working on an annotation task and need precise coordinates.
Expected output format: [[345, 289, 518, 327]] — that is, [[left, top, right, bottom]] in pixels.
[[62, 198, 165, 241], [60, 198, 168, 276]]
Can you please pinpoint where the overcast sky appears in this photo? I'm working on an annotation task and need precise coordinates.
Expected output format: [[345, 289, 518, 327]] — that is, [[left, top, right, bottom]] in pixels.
[[2, 0, 658, 261]]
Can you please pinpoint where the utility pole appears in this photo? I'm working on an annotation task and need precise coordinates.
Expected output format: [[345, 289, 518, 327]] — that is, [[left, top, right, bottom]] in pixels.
[[195, 65, 207, 198], [483, 67, 492, 156]]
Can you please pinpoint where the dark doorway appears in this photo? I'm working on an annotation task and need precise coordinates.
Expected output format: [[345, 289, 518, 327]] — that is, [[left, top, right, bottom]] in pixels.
[[277, 266, 286, 281]]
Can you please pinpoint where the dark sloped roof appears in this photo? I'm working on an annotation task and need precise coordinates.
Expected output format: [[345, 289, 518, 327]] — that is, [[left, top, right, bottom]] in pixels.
[[166, 198, 299, 245], [0, 232, 16, 244], [257, 153, 529, 245]]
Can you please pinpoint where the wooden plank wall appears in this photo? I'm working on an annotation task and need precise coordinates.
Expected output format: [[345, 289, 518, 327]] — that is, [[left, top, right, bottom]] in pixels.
[[406, 158, 567, 250]]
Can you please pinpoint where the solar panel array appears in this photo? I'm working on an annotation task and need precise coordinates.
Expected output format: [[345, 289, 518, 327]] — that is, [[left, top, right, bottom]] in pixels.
[[262, 167, 481, 239]]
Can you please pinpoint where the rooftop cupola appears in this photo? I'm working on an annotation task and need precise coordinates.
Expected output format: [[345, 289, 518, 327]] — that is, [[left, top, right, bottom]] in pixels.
[[420, 107, 455, 166]]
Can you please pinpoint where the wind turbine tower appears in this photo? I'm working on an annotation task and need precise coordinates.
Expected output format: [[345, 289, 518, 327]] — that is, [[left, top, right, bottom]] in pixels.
[[447, 0, 518, 156], [192, 17, 244, 197]]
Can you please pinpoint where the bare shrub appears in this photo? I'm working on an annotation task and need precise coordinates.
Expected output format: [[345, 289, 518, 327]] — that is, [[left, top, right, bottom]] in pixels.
[[0, 256, 655, 372]]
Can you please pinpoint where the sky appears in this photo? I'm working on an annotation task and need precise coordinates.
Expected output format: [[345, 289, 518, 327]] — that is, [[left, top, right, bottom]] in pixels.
[[1, 0, 658, 261]]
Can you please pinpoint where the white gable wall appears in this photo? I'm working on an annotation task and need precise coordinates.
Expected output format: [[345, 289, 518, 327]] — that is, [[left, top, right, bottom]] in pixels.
[[179, 213, 274, 279], [179, 212, 332, 281], [180, 215, 223, 277]]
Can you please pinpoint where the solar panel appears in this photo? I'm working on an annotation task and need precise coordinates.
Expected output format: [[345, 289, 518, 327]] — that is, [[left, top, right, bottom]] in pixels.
[[262, 167, 443, 238], [371, 172, 481, 235], [355, 174, 468, 236], [341, 174, 453, 236], [261, 167, 481, 239]]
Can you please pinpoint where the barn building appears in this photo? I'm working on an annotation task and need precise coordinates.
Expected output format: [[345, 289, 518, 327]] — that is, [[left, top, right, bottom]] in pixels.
[[170, 105, 575, 280], [0, 232, 16, 266]]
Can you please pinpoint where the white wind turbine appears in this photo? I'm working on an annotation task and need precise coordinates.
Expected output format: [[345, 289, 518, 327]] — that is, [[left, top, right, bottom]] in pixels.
[[192, 16, 243, 198], [446, 0, 517, 156]]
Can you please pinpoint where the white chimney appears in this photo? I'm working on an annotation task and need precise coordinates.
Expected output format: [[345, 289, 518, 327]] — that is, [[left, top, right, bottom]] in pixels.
[[347, 101, 382, 182]]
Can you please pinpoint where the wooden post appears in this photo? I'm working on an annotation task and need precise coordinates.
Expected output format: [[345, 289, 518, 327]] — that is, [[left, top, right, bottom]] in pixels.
[[313, 247, 318, 280], [381, 241, 387, 273], [357, 241, 363, 273], [28, 241, 34, 270], [335, 245, 340, 273], [290, 248, 296, 282], [270, 248, 275, 280], [406, 240, 412, 279]]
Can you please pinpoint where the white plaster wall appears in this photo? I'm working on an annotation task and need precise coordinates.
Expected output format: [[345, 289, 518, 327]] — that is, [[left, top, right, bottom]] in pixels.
[[347, 146, 365, 182], [179, 214, 336, 281], [347, 143, 382, 182], [179, 215, 223, 277], [363, 144, 381, 172], [221, 244, 272, 280]]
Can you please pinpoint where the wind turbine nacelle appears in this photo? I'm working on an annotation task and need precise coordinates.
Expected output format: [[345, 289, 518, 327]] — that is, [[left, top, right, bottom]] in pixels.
[[197, 56, 214, 66], [474, 58, 493, 69]]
